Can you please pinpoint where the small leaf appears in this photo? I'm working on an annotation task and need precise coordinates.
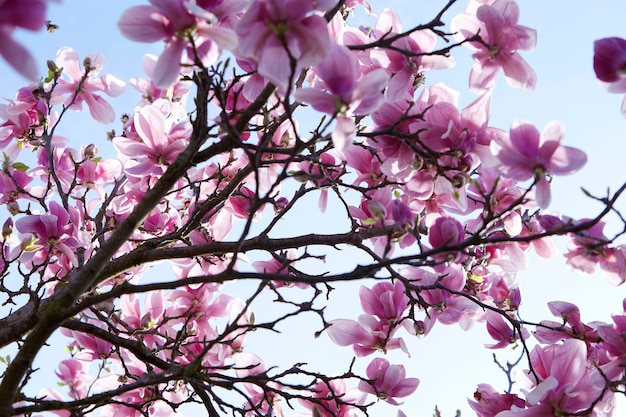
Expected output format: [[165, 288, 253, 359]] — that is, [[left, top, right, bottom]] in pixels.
[[12, 162, 29, 172]]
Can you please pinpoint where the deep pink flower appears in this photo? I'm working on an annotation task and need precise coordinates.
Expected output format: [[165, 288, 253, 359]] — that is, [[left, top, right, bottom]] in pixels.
[[358, 358, 419, 405], [594, 37, 626, 117], [499, 339, 612, 416], [15, 201, 81, 267], [489, 120, 587, 208], [359, 281, 409, 322], [594, 37, 626, 83], [428, 216, 465, 249], [485, 310, 527, 349], [452, 0, 536, 92]]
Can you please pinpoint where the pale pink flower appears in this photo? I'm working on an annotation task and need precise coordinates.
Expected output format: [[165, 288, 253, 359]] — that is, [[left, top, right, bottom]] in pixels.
[[403, 264, 478, 333], [369, 9, 454, 102], [489, 120, 587, 208], [113, 103, 192, 178], [235, 0, 333, 93], [451, 0, 536, 92], [235, 353, 284, 417], [118, 0, 238, 88], [326, 316, 408, 357], [295, 43, 389, 150], [53, 47, 125, 124], [55, 358, 93, 399]]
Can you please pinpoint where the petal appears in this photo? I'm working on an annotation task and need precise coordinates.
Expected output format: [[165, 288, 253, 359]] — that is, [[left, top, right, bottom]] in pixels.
[[326, 319, 372, 346], [152, 38, 186, 88], [294, 88, 337, 114], [83, 94, 116, 124], [117, 6, 170, 42], [0, 34, 38, 80]]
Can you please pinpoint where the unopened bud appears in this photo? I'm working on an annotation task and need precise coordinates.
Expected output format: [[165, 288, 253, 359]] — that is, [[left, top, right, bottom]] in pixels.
[[7, 202, 20, 215], [2, 218, 13, 239], [367, 200, 387, 221], [46, 60, 58, 73], [273, 197, 289, 213], [84, 144, 98, 159], [83, 56, 92, 71]]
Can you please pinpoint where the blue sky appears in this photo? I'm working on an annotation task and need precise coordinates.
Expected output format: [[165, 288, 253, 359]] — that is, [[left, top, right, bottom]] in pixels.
[[2, 0, 626, 416]]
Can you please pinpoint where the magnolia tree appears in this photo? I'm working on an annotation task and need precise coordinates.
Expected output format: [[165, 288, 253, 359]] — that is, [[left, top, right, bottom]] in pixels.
[[1, 0, 626, 416]]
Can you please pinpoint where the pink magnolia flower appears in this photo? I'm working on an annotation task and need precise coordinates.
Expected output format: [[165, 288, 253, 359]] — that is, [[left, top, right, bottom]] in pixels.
[[53, 47, 125, 124], [468, 384, 525, 417], [0, 85, 50, 149], [235, 352, 284, 417], [451, 0, 537, 92], [369, 9, 454, 102], [55, 358, 93, 399], [0, 0, 48, 80], [235, 0, 333, 93], [121, 291, 169, 349], [114, 103, 192, 178], [130, 53, 191, 107], [499, 339, 612, 416], [15, 201, 82, 267], [326, 315, 408, 357], [294, 43, 389, 150], [118, 0, 238, 88], [534, 301, 600, 346], [359, 281, 409, 322], [358, 358, 419, 405], [489, 120, 587, 208], [484, 310, 527, 349], [594, 37, 626, 117], [299, 379, 366, 417], [428, 216, 465, 249], [403, 264, 478, 333]]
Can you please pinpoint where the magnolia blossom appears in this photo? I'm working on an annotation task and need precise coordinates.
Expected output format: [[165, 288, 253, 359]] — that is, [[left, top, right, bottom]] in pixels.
[[118, 0, 238, 87], [369, 9, 454, 102], [499, 339, 613, 416], [53, 47, 126, 124], [489, 120, 587, 208], [594, 37, 626, 117], [295, 43, 389, 150], [358, 358, 419, 405], [235, 0, 333, 93], [452, 0, 537, 92]]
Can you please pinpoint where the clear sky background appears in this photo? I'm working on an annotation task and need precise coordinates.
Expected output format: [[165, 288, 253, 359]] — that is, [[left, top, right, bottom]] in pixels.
[[2, 1, 626, 416]]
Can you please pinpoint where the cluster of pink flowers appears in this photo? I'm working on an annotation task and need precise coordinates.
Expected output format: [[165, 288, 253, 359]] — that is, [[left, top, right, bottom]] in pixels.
[[2, 0, 626, 417]]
